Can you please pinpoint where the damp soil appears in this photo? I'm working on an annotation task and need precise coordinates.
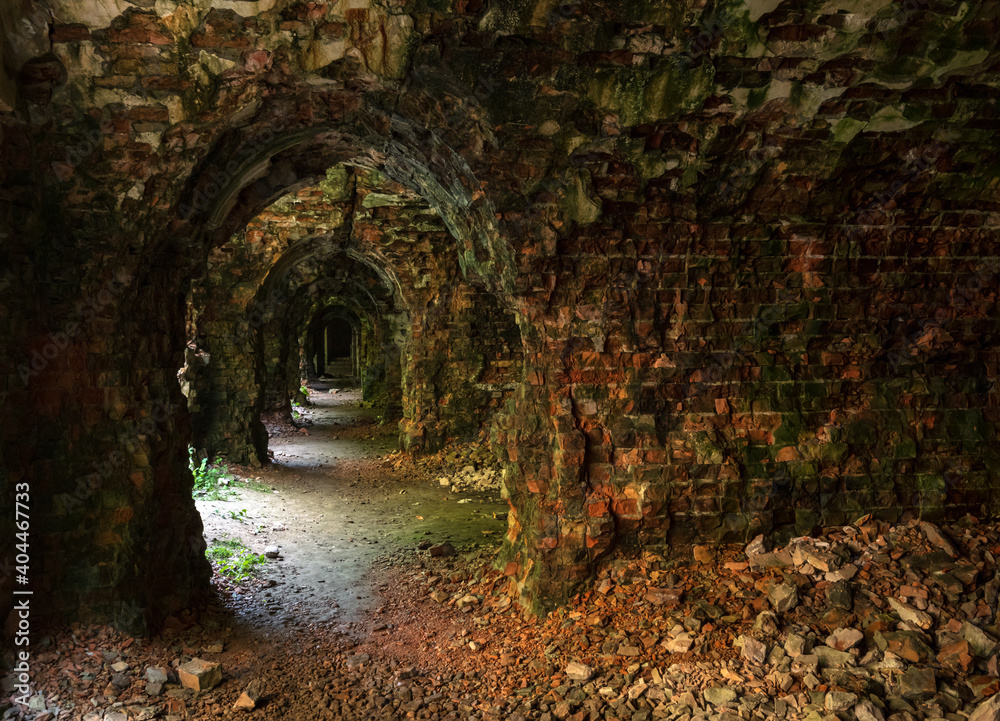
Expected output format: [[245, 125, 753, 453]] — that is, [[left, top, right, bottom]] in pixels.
[[195, 384, 509, 631]]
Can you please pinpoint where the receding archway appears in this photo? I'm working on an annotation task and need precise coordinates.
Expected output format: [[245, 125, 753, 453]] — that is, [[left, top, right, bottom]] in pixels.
[[308, 306, 360, 380]]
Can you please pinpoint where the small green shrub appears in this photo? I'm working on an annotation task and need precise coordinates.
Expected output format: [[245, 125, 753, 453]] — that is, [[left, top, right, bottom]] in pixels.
[[214, 507, 249, 523], [189, 447, 234, 500], [206, 538, 267, 582]]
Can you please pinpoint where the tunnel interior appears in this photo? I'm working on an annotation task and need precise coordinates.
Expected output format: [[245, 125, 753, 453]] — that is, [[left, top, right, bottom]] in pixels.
[[2, 0, 1000, 688], [178, 163, 525, 475], [312, 311, 356, 375]]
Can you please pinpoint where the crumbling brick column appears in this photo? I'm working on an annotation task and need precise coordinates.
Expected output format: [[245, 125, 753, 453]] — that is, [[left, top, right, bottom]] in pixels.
[[2, 259, 211, 634]]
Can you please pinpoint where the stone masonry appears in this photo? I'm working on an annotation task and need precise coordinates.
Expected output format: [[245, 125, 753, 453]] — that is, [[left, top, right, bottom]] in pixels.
[[0, 0, 998, 628]]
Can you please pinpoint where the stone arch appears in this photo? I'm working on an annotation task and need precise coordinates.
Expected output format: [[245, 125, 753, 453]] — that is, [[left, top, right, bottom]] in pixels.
[[254, 252, 404, 428], [185, 219, 406, 463], [6, 66, 566, 630], [169, 97, 519, 304]]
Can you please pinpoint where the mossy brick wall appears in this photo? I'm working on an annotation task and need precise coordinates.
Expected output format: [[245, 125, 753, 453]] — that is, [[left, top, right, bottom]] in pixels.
[[1, 0, 999, 624], [185, 274, 269, 465], [355, 313, 406, 419], [350, 176, 525, 451], [397, 281, 524, 450], [0, 257, 211, 633]]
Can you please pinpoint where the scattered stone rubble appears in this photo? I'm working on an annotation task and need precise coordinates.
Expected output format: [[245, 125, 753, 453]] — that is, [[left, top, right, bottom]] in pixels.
[[11, 515, 1000, 721], [437, 466, 501, 494], [379, 514, 1000, 721], [1, 618, 236, 721], [386, 440, 503, 495]]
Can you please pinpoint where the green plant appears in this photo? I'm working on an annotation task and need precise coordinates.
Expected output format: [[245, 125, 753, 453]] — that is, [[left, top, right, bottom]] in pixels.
[[214, 508, 249, 523], [206, 538, 267, 582], [189, 447, 235, 500], [299, 385, 310, 396]]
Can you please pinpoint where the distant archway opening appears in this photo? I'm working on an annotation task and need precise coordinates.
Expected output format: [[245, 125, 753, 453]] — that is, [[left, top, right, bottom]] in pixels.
[[308, 306, 361, 381]]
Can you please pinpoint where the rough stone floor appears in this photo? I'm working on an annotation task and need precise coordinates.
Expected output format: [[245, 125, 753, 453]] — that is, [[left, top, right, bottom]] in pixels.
[[9, 393, 1000, 721]]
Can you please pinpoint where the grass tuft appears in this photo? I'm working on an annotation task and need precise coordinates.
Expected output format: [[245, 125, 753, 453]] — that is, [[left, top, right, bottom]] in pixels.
[[206, 538, 267, 582]]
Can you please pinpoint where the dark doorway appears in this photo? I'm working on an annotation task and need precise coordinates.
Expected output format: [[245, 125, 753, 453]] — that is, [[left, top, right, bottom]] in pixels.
[[326, 317, 352, 360], [309, 308, 360, 380]]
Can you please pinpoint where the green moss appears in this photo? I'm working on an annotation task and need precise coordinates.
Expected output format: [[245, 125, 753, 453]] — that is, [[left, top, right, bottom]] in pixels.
[[771, 412, 803, 453], [942, 409, 987, 452], [690, 431, 725, 464], [642, 62, 715, 124], [319, 166, 351, 201], [555, 171, 603, 226], [747, 85, 769, 110], [917, 474, 946, 506], [795, 507, 820, 534], [812, 442, 848, 463], [790, 461, 818, 478], [761, 365, 792, 382], [801, 381, 827, 403], [893, 436, 917, 459]]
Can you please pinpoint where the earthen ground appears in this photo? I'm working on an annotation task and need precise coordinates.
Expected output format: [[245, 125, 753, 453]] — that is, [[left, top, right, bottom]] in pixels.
[[16, 392, 1000, 721], [198, 386, 509, 628]]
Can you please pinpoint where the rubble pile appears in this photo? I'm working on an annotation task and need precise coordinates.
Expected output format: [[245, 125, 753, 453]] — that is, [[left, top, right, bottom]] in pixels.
[[385, 440, 503, 495], [437, 466, 502, 494], [376, 514, 1000, 721], [13, 516, 1000, 721], [1, 621, 238, 721]]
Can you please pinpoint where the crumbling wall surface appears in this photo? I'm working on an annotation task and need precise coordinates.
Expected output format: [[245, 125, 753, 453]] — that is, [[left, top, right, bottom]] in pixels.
[[349, 174, 525, 451], [1, 0, 999, 623]]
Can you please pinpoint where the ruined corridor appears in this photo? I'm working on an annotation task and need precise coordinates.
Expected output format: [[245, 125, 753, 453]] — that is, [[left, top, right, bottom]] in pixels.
[[2, 0, 1000, 718]]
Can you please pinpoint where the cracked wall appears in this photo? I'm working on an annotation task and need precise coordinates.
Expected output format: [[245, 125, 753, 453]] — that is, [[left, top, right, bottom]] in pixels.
[[1, 0, 999, 626]]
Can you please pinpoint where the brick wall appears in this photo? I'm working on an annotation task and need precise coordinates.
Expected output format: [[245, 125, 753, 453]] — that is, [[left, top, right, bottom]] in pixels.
[[1, 0, 998, 626]]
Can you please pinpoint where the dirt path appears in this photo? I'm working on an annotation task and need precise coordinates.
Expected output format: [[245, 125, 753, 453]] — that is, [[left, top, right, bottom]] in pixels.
[[23, 407, 1000, 721], [196, 385, 508, 632]]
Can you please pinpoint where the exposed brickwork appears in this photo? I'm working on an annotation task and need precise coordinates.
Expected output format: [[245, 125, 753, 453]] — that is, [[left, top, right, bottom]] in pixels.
[[1, 0, 999, 627]]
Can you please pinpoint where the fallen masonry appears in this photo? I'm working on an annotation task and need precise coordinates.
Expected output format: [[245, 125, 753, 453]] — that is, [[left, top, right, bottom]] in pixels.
[[437, 466, 502, 494], [16, 515, 1000, 721]]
